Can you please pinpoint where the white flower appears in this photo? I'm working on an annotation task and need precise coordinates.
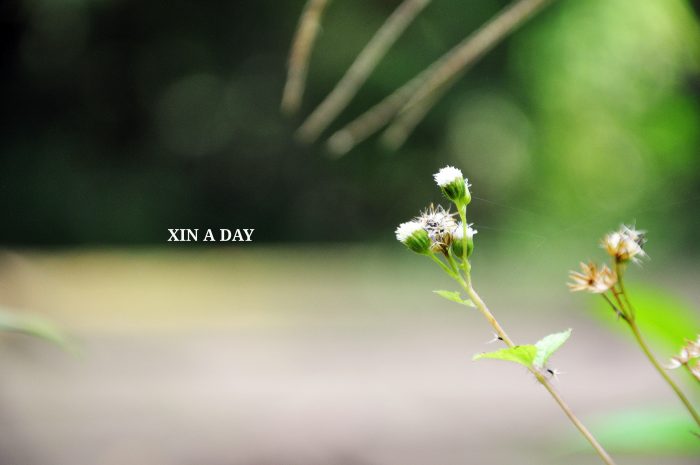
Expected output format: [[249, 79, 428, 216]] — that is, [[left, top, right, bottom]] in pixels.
[[434, 166, 471, 206], [452, 222, 477, 240], [433, 166, 463, 187], [669, 336, 700, 371], [395, 221, 423, 242], [602, 224, 647, 264], [395, 220, 431, 254]]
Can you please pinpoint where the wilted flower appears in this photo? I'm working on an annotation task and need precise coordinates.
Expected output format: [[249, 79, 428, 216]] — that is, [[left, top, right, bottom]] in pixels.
[[668, 337, 700, 378], [395, 221, 431, 254], [451, 222, 477, 258], [567, 262, 617, 293], [417, 204, 458, 253], [602, 225, 647, 264], [433, 166, 471, 206]]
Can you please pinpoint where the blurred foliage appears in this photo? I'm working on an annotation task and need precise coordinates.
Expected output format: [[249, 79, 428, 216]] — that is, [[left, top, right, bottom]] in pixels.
[[0, 306, 73, 351], [0, 0, 699, 249], [567, 407, 700, 455], [592, 284, 700, 357]]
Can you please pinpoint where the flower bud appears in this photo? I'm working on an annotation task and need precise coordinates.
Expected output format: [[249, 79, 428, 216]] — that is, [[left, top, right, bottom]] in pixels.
[[433, 166, 471, 206], [451, 222, 476, 258], [395, 221, 431, 254]]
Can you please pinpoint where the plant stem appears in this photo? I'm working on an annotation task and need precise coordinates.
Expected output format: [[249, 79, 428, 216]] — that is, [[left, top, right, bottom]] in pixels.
[[281, 0, 331, 115], [380, 73, 455, 150], [326, 0, 556, 156], [458, 278, 617, 465], [614, 262, 636, 318], [612, 268, 700, 426], [627, 320, 700, 427], [600, 293, 626, 321], [297, 0, 432, 142], [430, 253, 458, 278], [536, 373, 618, 465]]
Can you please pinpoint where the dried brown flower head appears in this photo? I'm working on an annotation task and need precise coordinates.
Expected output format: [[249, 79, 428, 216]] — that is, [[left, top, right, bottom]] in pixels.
[[602, 225, 647, 264], [416, 204, 458, 253], [567, 262, 617, 294], [668, 336, 700, 382]]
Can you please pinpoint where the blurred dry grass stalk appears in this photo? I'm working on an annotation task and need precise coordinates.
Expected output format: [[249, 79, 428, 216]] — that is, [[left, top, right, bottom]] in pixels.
[[283, 0, 555, 155], [281, 0, 331, 116]]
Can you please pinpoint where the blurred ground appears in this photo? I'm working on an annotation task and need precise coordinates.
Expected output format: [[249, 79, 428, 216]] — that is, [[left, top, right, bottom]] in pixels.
[[0, 247, 697, 465]]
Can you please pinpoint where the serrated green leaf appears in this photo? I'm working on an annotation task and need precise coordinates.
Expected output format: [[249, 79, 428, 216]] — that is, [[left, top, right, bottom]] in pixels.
[[533, 329, 572, 368], [433, 290, 475, 307], [473, 345, 537, 368], [0, 307, 74, 352]]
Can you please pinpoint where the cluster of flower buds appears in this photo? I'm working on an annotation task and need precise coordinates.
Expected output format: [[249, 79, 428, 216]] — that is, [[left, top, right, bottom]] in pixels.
[[395, 167, 476, 256], [568, 224, 647, 294], [668, 336, 700, 381]]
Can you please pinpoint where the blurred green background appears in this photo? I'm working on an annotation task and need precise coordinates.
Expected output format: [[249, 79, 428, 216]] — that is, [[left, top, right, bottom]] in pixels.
[[1, 0, 700, 249], [1, 1, 700, 464]]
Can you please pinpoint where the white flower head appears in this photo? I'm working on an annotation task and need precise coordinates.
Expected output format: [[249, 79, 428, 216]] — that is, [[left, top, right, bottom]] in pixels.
[[602, 224, 648, 264], [452, 222, 477, 240], [395, 221, 423, 243], [395, 220, 431, 254], [451, 222, 477, 258], [433, 166, 463, 187], [668, 336, 700, 376], [434, 166, 471, 206]]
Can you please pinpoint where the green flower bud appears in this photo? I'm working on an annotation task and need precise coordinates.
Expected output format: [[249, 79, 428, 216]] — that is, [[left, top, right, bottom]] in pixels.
[[395, 221, 431, 254], [433, 166, 471, 206], [451, 222, 477, 258]]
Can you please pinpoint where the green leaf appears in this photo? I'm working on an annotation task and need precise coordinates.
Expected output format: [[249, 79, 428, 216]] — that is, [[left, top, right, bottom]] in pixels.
[[433, 290, 475, 307], [473, 345, 537, 368], [533, 329, 572, 368], [0, 307, 74, 352]]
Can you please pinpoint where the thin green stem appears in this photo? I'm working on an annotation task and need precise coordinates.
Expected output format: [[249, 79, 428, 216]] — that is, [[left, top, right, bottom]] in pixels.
[[458, 205, 468, 271], [612, 266, 700, 426], [627, 320, 700, 427], [429, 253, 458, 278], [457, 276, 617, 465], [614, 262, 636, 319], [610, 286, 630, 321], [600, 293, 627, 322]]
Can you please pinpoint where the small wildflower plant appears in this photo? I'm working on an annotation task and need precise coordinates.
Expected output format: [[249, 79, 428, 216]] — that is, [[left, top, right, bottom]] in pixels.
[[569, 226, 700, 428], [396, 166, 617, 465]]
